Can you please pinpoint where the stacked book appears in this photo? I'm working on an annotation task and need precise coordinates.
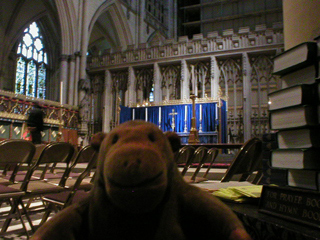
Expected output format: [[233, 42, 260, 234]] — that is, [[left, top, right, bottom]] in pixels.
[[267, 41, 320, 191], [258, 40, 320, 228], [260, 132, 287, 187]]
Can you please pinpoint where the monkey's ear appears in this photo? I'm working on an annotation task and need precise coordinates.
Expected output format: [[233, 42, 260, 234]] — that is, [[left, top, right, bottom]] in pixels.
[[90, 132, 107, 151], [164, 131, 181, 153]]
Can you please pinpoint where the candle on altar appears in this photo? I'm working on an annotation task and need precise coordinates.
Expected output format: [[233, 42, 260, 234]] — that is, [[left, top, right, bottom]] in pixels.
[[133, 109, 135, 120], [145, 108, 148, 121], [60, 81, 63, 104], [199, 104, 202, 120], [159, 107, 161, 120], [215, 104, 218, 120], [184, 105, 187, 121]]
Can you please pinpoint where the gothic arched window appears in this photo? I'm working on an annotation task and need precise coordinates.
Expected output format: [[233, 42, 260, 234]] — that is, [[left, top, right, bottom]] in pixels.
[[15, 22, 47, 99]]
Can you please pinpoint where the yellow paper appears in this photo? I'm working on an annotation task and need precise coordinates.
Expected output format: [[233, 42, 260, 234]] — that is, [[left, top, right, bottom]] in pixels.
[[212, 185, 263, 202]]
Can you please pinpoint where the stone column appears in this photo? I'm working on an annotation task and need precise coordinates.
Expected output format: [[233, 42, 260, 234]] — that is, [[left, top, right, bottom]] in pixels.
[[74, 52, 81, 106], [181, 59, 189, 100], [153, 63, 161, 103], [59, 54, 69, 104], [103, 70, 113, 132], [79, 0, 88, 80], [68, 54, 76, 105], [78, 72, 91, 136], [127, 66, 136, 106], [210, 56, 219, 99], [242, 52, 252, 142]]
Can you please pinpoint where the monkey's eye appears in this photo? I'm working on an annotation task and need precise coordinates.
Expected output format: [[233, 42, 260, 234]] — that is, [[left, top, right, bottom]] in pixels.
[[148, 133, 156, 142], [112, 134, 119, 144]]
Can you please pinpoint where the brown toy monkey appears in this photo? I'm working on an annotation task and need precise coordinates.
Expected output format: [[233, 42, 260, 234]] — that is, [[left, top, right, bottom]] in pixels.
[[32, 120, 252, 240]]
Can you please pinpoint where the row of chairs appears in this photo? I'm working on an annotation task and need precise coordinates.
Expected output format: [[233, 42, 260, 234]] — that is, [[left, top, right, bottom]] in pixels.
[[0, 139, 97, 238], [175, 137, 263, 184]]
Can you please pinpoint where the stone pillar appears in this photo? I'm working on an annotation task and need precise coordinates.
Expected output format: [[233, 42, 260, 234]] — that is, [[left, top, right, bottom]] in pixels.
[[92, 74, 104, 132], [242, 52, 252, 142], [153, 63, 161, 103], [68, 54, 76, 105], [78, 72, 91, 136], [79, 0, 88, 80], [74, 52, 81, 106], [181, 59, 189, 100], [283, 0, 320, 50], [210, 56, 219, 99], [127, 66, 136, 106], [60, 54, 69, 104], [103, 70, 113, 132]]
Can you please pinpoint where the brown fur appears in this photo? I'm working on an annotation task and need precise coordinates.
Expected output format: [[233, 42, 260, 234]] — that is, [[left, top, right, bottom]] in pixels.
[[32, 120, 252, 240]]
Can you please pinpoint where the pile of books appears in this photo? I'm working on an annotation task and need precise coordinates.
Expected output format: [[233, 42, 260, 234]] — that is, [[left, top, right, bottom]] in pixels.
[[259, 39, 320, 228], [267, 41, 320, 191]]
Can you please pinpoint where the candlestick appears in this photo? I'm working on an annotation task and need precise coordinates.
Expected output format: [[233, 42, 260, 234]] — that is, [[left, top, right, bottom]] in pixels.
[[133, 109, 135, 120]]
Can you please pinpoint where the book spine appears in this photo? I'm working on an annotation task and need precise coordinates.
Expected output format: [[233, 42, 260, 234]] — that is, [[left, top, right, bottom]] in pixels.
[[259, 185, 320, 229]]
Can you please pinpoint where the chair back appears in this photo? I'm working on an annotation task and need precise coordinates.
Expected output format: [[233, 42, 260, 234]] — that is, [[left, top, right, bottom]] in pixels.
[[36, 142, 75, 165], [34, 142, 76, 179], [175, 146, 195, 166], [189, 146, 208, 180], [0, 139, 36, 183], [70, 145, 96, 166], [0, 139, 36, 165], [59, 145, 97, 187], [203, 148, 219, 178], [220, 138, 262, 182], [181, 146, 207, 177], [64, 154, 98, 207]]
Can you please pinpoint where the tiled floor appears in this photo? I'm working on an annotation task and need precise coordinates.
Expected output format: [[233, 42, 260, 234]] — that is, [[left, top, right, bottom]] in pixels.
[[0, 200, 51, 239]]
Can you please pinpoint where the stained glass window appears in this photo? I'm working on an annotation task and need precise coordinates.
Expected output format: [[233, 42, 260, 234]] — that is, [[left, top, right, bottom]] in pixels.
[[15, 22, 47, 99]]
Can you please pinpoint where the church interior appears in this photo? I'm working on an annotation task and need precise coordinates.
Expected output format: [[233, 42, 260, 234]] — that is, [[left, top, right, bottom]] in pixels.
[[0, 0, 320, 239]]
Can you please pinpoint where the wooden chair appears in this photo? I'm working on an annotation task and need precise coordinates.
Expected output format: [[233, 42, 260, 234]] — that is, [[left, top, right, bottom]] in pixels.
[[0, 139, 37, 185], [0, 139, 36, 237], [2, 142, 75, 234], [39, 154, 98, 226], [3, 143, 48, 183], [48, 145, 98, 190], [221, 137, 263, 182], [175, 145, 195, 169], [193, 138, 263, 192], [181, 146, 208, 180], [202, 148, 219, 179]]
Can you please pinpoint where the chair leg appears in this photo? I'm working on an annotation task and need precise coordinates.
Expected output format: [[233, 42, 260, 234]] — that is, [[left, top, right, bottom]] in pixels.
[[1, 199, 18, 233], [1, 198, 29, 237], [38, 203, 55, 226], [19, 198, 36, 234], [1, 198, 35, 236], [191, 164, 203, 181], [14, 199, 32, 239]]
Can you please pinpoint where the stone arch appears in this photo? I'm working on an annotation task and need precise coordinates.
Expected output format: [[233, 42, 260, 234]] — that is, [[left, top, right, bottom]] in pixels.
[[55, 0, 77, 54], [88, 1, 133, 48], [147, 31, 166, 46]]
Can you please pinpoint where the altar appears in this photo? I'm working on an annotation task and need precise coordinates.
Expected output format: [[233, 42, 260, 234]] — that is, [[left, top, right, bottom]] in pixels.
[[119, 99, 227, 143]]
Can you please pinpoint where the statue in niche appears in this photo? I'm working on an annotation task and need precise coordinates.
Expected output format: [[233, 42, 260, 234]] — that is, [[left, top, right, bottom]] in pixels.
[[78, 74, 91, 123], [79, 94, 90, 122]]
